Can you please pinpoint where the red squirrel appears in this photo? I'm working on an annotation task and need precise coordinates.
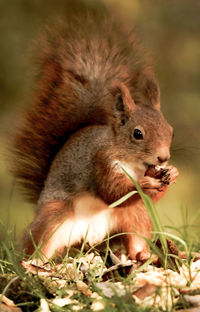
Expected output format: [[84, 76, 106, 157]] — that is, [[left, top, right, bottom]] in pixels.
[[10, 15, 179, 262]]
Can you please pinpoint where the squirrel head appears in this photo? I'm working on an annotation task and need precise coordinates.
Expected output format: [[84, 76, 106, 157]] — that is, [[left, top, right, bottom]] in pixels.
[[108, 80, 173, 179]]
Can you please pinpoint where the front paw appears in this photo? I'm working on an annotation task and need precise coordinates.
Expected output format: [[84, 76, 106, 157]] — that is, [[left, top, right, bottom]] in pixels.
[[138, 176, 164, 199], [139, 165, 179, 190], [138, 176, 164, 191], [164, 165, 179, 185], [138, 165, 179, 199]]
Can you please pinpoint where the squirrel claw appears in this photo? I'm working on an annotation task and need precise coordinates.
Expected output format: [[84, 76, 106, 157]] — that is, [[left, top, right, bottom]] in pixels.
[[160, 173, 170, 185], [164, 165, 179, 185]]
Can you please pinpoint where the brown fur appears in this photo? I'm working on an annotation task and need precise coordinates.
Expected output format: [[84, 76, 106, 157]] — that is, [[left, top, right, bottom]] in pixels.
[[9, 14, 179, 261], [10, 15, 159, 203], [23, 200, 73, 256]]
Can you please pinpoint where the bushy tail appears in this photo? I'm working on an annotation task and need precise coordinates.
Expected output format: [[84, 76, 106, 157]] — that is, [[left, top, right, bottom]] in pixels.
[[10, 14, 156, 203], [10, 32, 110, 203]]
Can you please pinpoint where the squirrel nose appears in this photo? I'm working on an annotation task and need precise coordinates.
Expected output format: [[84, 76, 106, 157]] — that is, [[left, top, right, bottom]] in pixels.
[[157, 155, 170, 164], [157, 148, 170, 164]]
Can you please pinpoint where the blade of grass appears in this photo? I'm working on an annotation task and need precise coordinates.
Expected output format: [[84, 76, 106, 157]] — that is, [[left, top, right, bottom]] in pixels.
[[98, 210, 112, 280], [6, 179, 16, 230], [121, 167, 168, 254], [109, 191, 138, 208]]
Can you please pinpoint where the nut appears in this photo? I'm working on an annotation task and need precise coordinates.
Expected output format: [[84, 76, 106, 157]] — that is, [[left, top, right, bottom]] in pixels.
[[145, 165, 168, 179]]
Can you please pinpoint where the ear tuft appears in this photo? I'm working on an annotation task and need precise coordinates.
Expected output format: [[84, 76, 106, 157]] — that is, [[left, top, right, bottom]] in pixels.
[[143, 76, 160, 110], [110, 80, 136, 114], [109, 80, 136, 128]]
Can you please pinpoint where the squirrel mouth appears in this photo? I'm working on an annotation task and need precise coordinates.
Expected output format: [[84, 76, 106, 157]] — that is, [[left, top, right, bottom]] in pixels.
[[144, 162, 167, 170], [144, 162, 168, 178], [144, 162, 154, 169]]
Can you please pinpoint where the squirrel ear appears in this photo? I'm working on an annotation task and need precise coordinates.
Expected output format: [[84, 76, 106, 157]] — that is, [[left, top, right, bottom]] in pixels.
[[143, 76, 160, 110], [110, 80, 136, 123]]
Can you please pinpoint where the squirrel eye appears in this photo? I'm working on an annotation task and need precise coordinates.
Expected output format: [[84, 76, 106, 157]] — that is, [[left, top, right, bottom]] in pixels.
[[133, 128, 144, 140]]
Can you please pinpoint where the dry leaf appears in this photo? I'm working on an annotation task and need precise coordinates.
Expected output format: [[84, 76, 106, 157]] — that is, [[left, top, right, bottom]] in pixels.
[[133, 286, 179, 310], [76, 281, 92, 296], [91, 300, 105, 311], [40, 299, 50, 312], [21, 260, 54, 277], [91, 292, 102, 300], [184, 295, 200, 307], [96, 282, 126, 298], [72, 305, 84, 310], [52, 297, 78, 307], [132, 284, 157, 300], [0, 304, 22, 312], [0, 295, 15, 307]]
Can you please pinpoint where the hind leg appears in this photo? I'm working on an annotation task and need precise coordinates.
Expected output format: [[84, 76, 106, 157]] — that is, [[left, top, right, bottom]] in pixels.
[[23, 200, 74, 262], [113, 201, 152, 261]]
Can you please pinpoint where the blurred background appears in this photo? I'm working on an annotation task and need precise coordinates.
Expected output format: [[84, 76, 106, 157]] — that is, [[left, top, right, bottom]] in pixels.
[[0, 0, 200, 244]]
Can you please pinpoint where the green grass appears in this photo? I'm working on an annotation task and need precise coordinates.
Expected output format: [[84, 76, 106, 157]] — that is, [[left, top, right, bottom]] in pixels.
[[0, 171, 200, 311], [0, 222, 199, 311], [1, 223, 199, 312]]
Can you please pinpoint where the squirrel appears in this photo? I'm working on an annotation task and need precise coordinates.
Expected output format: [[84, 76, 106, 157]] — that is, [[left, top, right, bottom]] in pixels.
[[10, 15, 179, 262]]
